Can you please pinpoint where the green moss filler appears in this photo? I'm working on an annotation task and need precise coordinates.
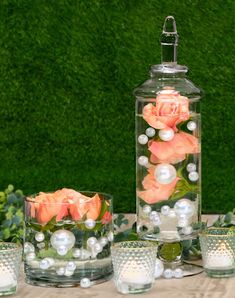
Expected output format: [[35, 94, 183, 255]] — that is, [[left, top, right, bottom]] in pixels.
[[0, 1, 234, 213]]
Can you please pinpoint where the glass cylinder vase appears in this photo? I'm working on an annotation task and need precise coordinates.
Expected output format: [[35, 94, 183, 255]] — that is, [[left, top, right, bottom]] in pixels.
[[134, 16, 203, 245], [24, 189, 113, 287]]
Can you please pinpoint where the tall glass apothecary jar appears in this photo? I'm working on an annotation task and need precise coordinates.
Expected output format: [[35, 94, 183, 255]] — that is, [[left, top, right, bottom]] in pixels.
[[134, 16, 203, 246]]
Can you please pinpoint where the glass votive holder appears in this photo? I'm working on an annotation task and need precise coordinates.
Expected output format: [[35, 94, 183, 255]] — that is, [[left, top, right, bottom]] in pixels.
[[199, 228, 235, 277], [111, 241, 157, 294], [0, 242, 22, 296]]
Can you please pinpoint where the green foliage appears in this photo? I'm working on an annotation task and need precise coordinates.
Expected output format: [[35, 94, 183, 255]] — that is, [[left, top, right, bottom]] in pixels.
[[0, 1, 234, 212], [0, 185, 24, 243]]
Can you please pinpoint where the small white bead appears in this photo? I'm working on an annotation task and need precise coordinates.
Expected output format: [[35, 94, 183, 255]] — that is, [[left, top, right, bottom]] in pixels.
[[159, 128, 174, 141], [87, 237, 97, 248], [188, 171, 199, 182], [85, 219, 96, 229], [168, 209, 176, 218], [99, 237, 108, 247], [138, 134, 148, 145], [152, 217, 162, 226], [80, 277, 91, 288], [138, 156, 149, 167], [73, 248, 81, 258], [161, 205, 170, 216], [93, 243, 102, 254], [187, 121, 197, 131], [39, 258, 51, 270], [56, 267, 65, 276], [163, 269, 173, 279], [186, 163, 197, 172], [64, 269, 74, 277], [24, 242, 35, 254], [37, 242, 45, 249], [57, 246, 68, 256], [182, 226, 193, 235], [143, 205, 152, 214], [66, 261, 76, 271], [26, 252, 36, 262], [35, 232, 45, 242], [145, 127, 156, 138], [149, 211, 159, 221], [154, 258, 164, 278], [173, 268, 184, 278], [107, 231, 114, 242], [178, 218, 189, 228]]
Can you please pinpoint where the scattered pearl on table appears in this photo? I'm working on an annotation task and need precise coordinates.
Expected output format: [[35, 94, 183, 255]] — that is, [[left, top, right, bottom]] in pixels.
[[50, 230, 75, 251], [159, 128, 174, 141], [173, 268, 184, 278], [163, 269, 173, 279], [66, 261, 76, 271], [161, 205, 170, 216], [138, 134, 148, 145], [57, 246, 68, 256], [107, 231, 114, 242], [80, 277, 91, 288], [143, 205, 152, 215], [35, 232, 45, 242], [186, 163, 197, 172], [73, 248, 81, 258], [87, 237, 97, 248], [26, 252, 36, 262], [85, 219, 96, 229], [154, 258, 164, 279], [24, 242, 35, 254], [154, 163, 177, 185], [174, 199, 195, 218], [99, 237, 108, 247], [182, 226, 193, 235], [145, 127, 156, 138], [138, 156, 149, 167], [188, 171, 199, 182], [56, 267, 65, 276], [187, 121, 197, 131]]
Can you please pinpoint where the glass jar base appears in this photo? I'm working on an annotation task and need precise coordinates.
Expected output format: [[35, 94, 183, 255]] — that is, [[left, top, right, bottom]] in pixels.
[[205, 268, 235, 278], [0, 286, 16, 296], [116, 282, 152, 295]]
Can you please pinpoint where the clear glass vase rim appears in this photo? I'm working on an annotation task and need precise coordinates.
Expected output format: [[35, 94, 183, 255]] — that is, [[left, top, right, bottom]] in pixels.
[[199, 227, 235, 237], [112, 241, 157, 251], [0, 242, 22, 252]]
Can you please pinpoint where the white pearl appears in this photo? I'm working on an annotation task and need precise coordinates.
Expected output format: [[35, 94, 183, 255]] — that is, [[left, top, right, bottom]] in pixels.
[[163, 269, 173, 279], [173, 268, 184, 278], [138, 134, 148, 145], [182, 226, 193, 235], [188, 171, 199, 182], [168, 209, 176, 218], [187, 121, 197, 131], [80, 277, 91, 288], [99, 237, 108, 247], [66, 261, 76, 271], [87, 237, 97, 248], [174, 199, 195, 218], [152, 217, 162, 226], [26, 252, 36, 262], [154, 163, 177, 185], [35, 232, 45, 242], [56, 267, 65, 276], [39, 258, 51, 270], [186, 163, 196, 172], [149, 211, 159, 221], [161, 205, 170, 216], [57, 246, 68, 256], [24, 242, 35, 254], [50, 230, 75, 251], [178, 218, 189, 228], [93, 243, 102, 254], [154, 259, 164, 278], [73, 248, 81, 258], [107, 231, 114, 242], [64, 269, 74, 277], [159, 128, 174, 141], [143, 205, 152, 214], [37, 242, 45, 249], [138, 156, 149, 167], [145, 127, 156, 137], [80, 249, 91, 260], [84, 219, 96, 229]]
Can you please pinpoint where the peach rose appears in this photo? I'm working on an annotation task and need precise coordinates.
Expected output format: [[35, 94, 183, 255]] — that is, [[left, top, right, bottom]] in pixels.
[[138, 167, 179, 204], [143, 90, 189, 131], [29, 188, 102, 225], [149, 132, 200, 164]]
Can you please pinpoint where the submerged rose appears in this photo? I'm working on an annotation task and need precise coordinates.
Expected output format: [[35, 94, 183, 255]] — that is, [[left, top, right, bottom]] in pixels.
[[143, 90, 189, 131], [149, 132, 200, 164], [29, 188, 102, 225], [138, 167, 179, 204]]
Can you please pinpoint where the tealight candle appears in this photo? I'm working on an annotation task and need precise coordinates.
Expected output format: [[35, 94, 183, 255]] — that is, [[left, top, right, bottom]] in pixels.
[[206, 243, 233, 268], [121, 261, 152, 285]]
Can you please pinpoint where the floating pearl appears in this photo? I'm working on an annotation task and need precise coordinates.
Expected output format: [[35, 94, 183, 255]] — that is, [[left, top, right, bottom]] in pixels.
[[35, 232, 45, 242], [57, 246, 68, 256], [64, 269, 74, 277], [138, 156, 149, 167], [182, 226, 193, 235], [73, 248, 81, 258], [159, 128, 174, 141], [149, 211, 159, 221], [143, 205, 152, 214], [186, 163, 196, 172], [37, 242, 45, 249], [178, 218, 189, 228], [145, 127, 156, 138], [174, 199, 195, 218], [26, 252, 36, 262], [80, 249, 91, 260], [138, 134, 148, 145], [39, 258, 51, 270], [154, 164, 177, 185], [152, 217, 162, 226], [163, 269, 173, 279], [56, 267, 65, 276], [161, 205, 170, 216], [80, 277, 91, 288], [154, 258, 164, 278], [50, 230, 75, 251], [107, 231, 114, 242], [93, 243, 103, 254], [85, 219, 96, 229], [99, 237, 108, 247], [168, 209, 176, 218], [66, 261, 76, 271], [188, 171, 199, 182], [24, 242, 35, 254], [187, 121, 197, 131], [87, 237, 97, 248], [173, 268, 184, 278]]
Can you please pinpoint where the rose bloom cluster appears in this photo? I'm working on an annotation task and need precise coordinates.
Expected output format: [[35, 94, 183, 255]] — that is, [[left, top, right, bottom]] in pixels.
[[28, 188, 111, 225]]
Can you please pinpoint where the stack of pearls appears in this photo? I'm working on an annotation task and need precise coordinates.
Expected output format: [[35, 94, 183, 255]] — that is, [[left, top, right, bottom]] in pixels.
[[56, 261, 77, 277], [137, 127, 156, 168], [24, 242, 36, 263], [174, 198, 195, 235], [149, 210, 161, 226], [154, 259, 184, 279], [50, 230, 76, 256], [186, 163, 199, 182]]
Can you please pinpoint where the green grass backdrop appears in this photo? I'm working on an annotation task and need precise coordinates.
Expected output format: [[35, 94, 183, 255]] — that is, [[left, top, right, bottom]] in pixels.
[[0, 0, 234, 213]]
